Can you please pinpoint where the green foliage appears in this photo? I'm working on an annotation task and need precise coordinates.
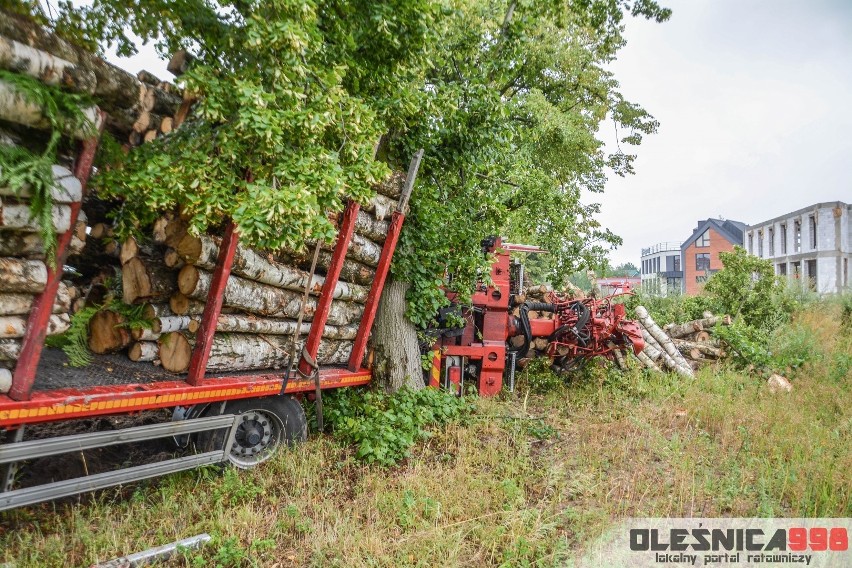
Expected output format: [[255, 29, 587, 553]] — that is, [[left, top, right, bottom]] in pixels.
[[704, 247, 797, 331], [45, 306, 99, 367], [322, 386, 472, 466], [516, 357, 564, 394], [712, 320, 772, 371], [0, 71, 95, 264], [621, 291, 717, 326]]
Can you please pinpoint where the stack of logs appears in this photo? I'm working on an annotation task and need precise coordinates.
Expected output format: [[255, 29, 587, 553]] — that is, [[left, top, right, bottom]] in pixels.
[[0, 164, 88, 390], [87, 172, 405, 374], [630, 306, 730, 377]]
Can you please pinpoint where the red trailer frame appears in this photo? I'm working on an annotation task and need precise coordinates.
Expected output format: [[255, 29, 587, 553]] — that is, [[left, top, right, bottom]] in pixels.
[[0, 135, 421, 429]]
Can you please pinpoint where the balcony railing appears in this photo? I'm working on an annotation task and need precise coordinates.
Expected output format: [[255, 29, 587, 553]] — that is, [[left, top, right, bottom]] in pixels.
[[641, 242, 683, 256]]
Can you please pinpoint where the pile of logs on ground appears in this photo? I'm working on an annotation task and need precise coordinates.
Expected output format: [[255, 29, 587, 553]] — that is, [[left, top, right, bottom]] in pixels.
[[87, 172, 405, 374], [631, 307, 731, 377]]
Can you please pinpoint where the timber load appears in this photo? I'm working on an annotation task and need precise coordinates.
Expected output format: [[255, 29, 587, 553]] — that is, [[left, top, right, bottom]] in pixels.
[[0, 12, 410, 381]]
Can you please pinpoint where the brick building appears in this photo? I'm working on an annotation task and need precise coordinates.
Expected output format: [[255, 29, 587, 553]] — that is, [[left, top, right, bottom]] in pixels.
[[681, 219, 746, 295], [745, 201, 851, 293]]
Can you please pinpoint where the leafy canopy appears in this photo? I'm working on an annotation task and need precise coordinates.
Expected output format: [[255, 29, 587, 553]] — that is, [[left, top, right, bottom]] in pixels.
[[15, 0, 669, 326]]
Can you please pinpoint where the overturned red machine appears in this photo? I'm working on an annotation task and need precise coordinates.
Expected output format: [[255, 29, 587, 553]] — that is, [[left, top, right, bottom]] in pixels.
[[429, 237, 644, 395]]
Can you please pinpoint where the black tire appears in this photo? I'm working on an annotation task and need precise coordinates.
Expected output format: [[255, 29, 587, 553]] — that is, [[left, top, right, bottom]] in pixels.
[[197, 395, 307, 469]]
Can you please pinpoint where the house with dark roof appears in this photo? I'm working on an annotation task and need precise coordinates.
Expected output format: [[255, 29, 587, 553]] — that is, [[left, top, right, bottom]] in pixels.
[[681, 218, 746, 295]]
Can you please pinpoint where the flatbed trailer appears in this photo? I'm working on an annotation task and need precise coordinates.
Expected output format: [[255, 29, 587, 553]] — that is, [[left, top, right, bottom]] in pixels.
[[0, 127, 422, 511]]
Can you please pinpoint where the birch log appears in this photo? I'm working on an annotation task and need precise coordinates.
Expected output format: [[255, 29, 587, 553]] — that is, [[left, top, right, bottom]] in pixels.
[[362, 193, 397, 220], [641, 328, 680, 373], [636, 350, 661, 371], [141, 303, 173, 320], [0, 368, 10, 393], [178, 266, 363, 326], [159, 331, 352, 373], [0, 78, 102, 137], [610, 342, 625, 370], [128, 341, 158, 362], [0, 338, 21, 360], [169, 293, 206, 316], [635, 306, 693, 377], [0, 313, 69, 338], [122, 256, 178, 303], [673, 338, 724, 360], [354, 210, 389, 243], [345, 233, 382, 268], [151, 315, 191, 334], [175, 234, 368, 303], [0, 258, 47, 292], [0, 165, 82, 203], [131, 327, 159, 341], [0, 36, 96, 94], [640, 335, 663, 362], [206, 313, 360, 340], [0, 282, 72, 315], [664, 315, 732, 339], [88, 309, 131, 354], [374, 171, 405, 200], [0, 200, 72, 232]]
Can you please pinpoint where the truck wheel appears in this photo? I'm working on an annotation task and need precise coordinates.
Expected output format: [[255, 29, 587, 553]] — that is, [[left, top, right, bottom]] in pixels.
[[199, 396, 307, 469]]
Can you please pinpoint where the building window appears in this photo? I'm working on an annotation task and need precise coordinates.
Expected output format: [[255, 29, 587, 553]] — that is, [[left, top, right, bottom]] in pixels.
[[748, 232, 753, 254], [696, 253, 710, 272], [809, 215, 817, 249], [768, 227, 774, 256], [795, 220, 801, 252], [674, 255, 681, 271], [780, 223, 787, 254], [777, 263, 787, 276], [806, 259, 817, 290], [757, 231, 763, 257], [792, 261, 801, 278], [697, 229, 710, 247], [696, 275, 708, 284]]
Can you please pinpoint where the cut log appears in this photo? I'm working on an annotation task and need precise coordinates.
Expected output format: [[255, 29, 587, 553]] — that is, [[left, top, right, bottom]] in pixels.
[[0, 337, 20, 360], [0, 200, 72, 232], [142, 129, 157, 143], [159, 116, 173, 134], [636, 350, 660, 372], [163, 248, 185, 269], [0, 164, 82, 203], [176, 234, 368, 302], [159, 331, 352, 373], [141, 303, 173, 320], [610, 342, 625, 370], [143, 84, 182, 116], [354, 210, 389, 243], [0, 281, 72, 315], [0, 258, 47, 292], [0, 313, 69, 338], [119, 237, 156, 265], [693, 330, 711, 342], [89, 222, 112, 239], [0, 78, 101, 138], [122, 256, 178, 304], [151, 315, 191, 334], [673, 338, 724, 359], [663, 315, 732, 339], [178, 266, 363, 326], [88, 309, 131, 354], [131, 327, 159, 341], [374, 171, 405, 200], [209, 313, 359, 340], [317, 252, 375, 286], [128, 341, 159, 362], [0, 368, 10, 393], [167, 50, 196, 77], [635, 306, 693, 378], [362, 193, 397, 221], [136, 70, 161, 86], [169, 293, 206, 316], [0, 36, 97, 94], [345, 233, 382, 268], [640, 335, 663, 362]]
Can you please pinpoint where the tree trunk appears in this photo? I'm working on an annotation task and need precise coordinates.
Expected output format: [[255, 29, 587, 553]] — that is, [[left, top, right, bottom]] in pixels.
[[663, 315, 732, 339], [158, 331, 352, 373], [0, 258, 47, 292], [0, 164, 82, 203], [635, 306, 694, 377], [0, 281, 72, 315], [128, 341, 158, 362], [88, 309, 131, 354], [362, 193, 397, 220], [176, 233, 368, 302], [370, 279, 423, 392], [151, 315, 192, 334], [345, 233, 383, 268], [178, 266, 363, 325], [122, 256, 178, 304], [0, 201, 72, 232], [635, 350, 660, 371], [0, 313, 69, 338], [169, 293, 205, 316]]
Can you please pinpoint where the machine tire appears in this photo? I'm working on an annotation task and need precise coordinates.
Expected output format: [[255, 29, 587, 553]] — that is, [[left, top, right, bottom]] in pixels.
[[197, 395, 307, 469]]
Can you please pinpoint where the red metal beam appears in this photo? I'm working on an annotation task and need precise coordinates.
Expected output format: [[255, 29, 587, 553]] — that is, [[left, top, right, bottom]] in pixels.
[[0, 368, 372, 428], [186, 222, 239, 385], [347, 209, 405, 371], [298, 201, 360, 376], [9, 117, 104, 401]]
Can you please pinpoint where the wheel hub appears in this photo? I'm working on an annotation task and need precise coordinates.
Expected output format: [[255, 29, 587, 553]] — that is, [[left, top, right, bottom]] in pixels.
[[231, 410, 276, 464]]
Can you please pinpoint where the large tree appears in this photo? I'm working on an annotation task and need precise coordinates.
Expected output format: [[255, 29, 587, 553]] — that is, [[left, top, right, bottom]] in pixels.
[[3, 0, 669, 390]]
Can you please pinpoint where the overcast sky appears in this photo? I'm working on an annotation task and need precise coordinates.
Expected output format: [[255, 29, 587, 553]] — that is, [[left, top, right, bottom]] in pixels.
[[104, 0, 852, 267], [598, 0, 852, 266]]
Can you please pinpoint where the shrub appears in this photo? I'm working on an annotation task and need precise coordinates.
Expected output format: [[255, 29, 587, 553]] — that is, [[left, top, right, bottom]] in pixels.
[[322, 386, 472, 466]]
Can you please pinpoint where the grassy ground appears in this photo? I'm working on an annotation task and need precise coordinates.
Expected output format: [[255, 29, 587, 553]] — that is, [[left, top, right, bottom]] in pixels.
[[0, 302, 849, 567]]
